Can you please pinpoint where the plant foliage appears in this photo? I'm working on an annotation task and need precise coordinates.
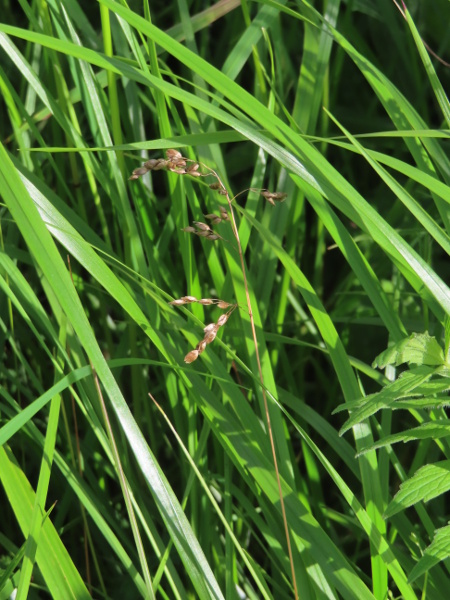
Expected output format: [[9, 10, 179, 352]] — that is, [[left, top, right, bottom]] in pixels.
[[1, 0, 450, 598]]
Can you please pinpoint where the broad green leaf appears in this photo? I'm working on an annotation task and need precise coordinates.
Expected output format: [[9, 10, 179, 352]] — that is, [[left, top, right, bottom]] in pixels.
[[358, 421, 450, 456], [408, 524, 450, 583], [336, 367, 436, 435], [385, 461, 450, 518], [373, 333, 445, 369]]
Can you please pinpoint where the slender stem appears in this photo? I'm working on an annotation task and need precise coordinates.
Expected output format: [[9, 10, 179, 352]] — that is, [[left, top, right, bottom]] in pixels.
[[206, 166, 299, 600], [226, 197, 298, 600]]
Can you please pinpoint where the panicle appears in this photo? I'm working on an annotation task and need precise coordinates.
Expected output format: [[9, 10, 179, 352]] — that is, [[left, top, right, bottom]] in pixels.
[[170, 297, 237, 363], [261, 190, 288, 206]]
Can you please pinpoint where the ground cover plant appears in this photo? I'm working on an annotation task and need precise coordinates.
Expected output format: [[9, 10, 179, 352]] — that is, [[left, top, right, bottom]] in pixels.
[[1, 0, 450, 598]]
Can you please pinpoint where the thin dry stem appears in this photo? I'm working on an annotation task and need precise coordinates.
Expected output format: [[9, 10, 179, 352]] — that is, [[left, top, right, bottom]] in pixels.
[[200, 165, 298, 600]]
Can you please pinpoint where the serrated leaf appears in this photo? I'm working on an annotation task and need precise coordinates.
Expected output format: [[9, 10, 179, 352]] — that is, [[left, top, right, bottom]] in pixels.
[[339, 367, 435, 435], [385, 461, 450, 518], [408, 524, 450, 583], [394, 396, 450, 410], [411, 377, 450, 395], [372, 332, 444, 369], [357, 421, 450, 456]]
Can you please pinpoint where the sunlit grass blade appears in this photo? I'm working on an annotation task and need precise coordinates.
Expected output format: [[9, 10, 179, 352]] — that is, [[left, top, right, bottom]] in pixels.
[[0, 142, 225, 600]]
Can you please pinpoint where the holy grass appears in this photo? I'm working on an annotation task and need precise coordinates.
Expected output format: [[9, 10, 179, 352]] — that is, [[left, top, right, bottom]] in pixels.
[[129, 148, 298, 596], [129, 148, 287, 365]]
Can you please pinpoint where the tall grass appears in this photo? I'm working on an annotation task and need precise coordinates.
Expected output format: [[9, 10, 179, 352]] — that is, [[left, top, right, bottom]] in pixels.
[[1, 1, 450, 599]]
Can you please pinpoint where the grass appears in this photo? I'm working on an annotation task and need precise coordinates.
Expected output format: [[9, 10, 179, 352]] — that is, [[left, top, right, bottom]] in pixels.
[[1, 0, 450, 598]]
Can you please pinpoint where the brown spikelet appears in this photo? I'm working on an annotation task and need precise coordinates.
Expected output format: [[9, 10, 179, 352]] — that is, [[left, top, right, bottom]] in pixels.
[[143, 159, 160, 170], [217, 300, 232, 309], [184, 349, 199, 363], [196, 340, 207, 354], [168, 296, 197, 306], [193, 221, 211, 231], [208, 182, 227, 195], [153, 160, 168, 171], [204, 214, 223, 225], [129, 167, 148, 179], [216, 313, 229, 327], [203, 328, 218, 344], [203, 323, 217, 333], [166, 149, 183, 160], [272, 192, 287, 201], [261, 190, 287, 205], [198, 299, 214, 305]]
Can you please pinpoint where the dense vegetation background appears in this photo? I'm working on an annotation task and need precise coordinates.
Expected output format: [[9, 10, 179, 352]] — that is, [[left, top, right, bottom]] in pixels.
[[1, 0, 450, 598]]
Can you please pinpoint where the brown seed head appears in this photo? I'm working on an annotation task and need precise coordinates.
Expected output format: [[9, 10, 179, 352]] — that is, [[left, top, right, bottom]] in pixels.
[[166, 149, 183, 160], [168, 299, 187, 306], [193, 222, 211, 231], [203, 329, 218, 344], [196, 340, 207, 354], [261, 190, 287, 204], [198, 299, 214, 305], [143, 159, 159, 170], [217, 301, 232, 309], [152, 159, 168, 171], [216, 313, 229, 327], [184, 349, 199, 363], [167, 158, 186, 168], [204, 323, 217, 333], [180, 296, 197, 303], [204, 214, 223, 225], [130, 166, 148, 178]]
